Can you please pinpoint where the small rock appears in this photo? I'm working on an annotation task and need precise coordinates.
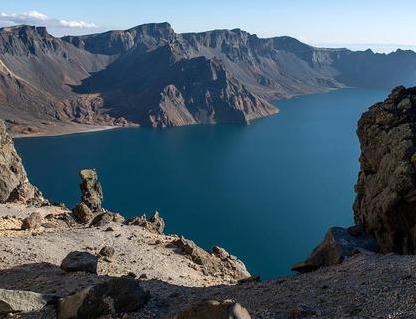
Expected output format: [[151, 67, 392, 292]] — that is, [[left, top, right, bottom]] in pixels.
[[90, 212, 113, 227], [57, 277, 150, 319], [149, 211, 165, 234], [21, 212, 43, 230], [60, 251, 98, 274], [113, 213, 125, 223], [174, 300, 251, 319], [73, 202, 93, 224], [99, 246, 115, 258]]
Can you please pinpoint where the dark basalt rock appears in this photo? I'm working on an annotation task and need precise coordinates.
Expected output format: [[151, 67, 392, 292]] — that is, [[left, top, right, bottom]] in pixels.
[[354, 86, 416, 254], [292, 227, 379, 273], [57, 277, 150, 319], [60, 251, 98, 274]]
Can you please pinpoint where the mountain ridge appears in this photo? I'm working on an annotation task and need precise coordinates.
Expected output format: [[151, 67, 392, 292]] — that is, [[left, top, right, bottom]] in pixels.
[[0, 23, 415, 135]]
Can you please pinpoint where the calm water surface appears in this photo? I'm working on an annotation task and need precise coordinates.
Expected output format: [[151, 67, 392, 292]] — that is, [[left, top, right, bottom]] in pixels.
[[14, 88, 388, 279]]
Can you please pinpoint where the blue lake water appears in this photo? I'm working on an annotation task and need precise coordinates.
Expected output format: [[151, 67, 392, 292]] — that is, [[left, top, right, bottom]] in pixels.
[[14, 88, 389, 279]]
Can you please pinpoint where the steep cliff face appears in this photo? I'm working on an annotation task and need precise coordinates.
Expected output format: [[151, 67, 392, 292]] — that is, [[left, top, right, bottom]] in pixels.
[[0, 119, 43, 203], [354, 86, 416, 254], [0, 25, 127, 135]]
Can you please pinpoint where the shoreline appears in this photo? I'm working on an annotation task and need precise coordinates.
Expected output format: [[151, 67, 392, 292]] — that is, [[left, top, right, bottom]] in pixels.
[[12, 125, 123, 139]]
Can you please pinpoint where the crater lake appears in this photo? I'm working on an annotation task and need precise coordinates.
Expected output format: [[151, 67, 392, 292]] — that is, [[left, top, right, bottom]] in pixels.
[[14, 88, 389, 279]]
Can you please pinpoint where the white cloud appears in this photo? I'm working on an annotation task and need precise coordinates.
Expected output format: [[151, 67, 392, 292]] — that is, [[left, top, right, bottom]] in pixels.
[[59, 20, 97, 28], [0, 10, 98, 29]]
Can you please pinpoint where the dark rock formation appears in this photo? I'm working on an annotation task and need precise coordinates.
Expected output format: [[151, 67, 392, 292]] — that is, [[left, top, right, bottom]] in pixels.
[[174, 300, 251, 319], [354, 86, 416, 254], [1, 24, 416, 134], [60, 251, 98, 274], [73, 169, 104, 224], [291, 226, 379, 273], [0, 120, 43, 204], [0, 289, 57, 315], [57, 277, 150, 319], [173, 237, 250, 280], [79, 169, 103, 212]]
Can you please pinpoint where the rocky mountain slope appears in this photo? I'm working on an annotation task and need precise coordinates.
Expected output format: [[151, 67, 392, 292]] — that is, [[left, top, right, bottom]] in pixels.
[[354, 86, 416, 254], [1, 23, 415, 135]]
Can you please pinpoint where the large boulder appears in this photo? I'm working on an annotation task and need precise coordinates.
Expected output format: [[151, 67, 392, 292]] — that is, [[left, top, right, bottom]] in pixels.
[[79, 169, 103, 212], [60, 251, 98, 274], [57, 277, 150, 319], [354, 86, 416, 253], [174, 300, 251, 319], [292, 226, 379, 273], [0, 120, 43, 204], [0, 289, 57, 314]]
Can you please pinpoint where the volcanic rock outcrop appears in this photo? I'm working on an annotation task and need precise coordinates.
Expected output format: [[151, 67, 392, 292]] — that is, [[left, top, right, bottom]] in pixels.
[[0, 119, 43, 203], [354, 86, 416, 254], [73, 169, 104, 223]]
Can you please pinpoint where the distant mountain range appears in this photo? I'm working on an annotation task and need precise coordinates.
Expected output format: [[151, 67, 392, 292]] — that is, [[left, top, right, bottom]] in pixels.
[[0, 23, 415, 135]]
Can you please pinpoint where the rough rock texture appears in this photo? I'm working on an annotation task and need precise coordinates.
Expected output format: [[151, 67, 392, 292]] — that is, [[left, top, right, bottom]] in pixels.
[[57, 277, 149, 319], [89, 212, 113, 227], [60, 251, 98, 274], [125, 211, 165, 234], [21, 212, 43, 230], [79, 169, 103, 212], [0, 120, 42, 204], [173, 237, 250, 280], [99, 246, 115, 258], [174, 300, 251, 319], [0, 203, 250, 287], [292, 226, 379, 273], [354, 86, 416, 254], [0, 288, 56, 314], [72, 202, 93, 224]]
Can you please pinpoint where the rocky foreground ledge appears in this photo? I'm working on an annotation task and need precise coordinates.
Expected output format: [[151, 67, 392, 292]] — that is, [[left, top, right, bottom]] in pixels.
[[3, 88, 416, 318]]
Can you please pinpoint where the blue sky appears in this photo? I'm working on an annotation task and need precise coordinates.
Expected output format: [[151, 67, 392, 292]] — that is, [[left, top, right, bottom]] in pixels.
[[1, 0, 415, 52]]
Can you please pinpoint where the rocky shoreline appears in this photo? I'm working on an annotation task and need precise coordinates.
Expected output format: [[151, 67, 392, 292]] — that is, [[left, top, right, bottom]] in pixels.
[[2, 87, 416, 318]]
